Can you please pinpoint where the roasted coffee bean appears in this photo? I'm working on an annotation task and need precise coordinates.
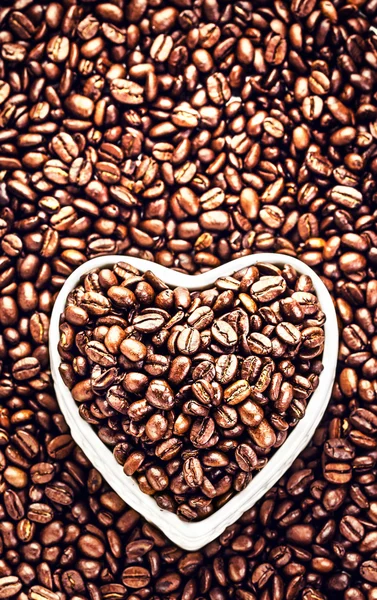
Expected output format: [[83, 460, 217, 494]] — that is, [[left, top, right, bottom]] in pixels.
[[251, 277, 287, 303], [211, 321, 237, 348], [177, 327, 201, 355], [235, 443, 258, 472], [339, 515, 364, 543], [214, 405, 238, 429], [122, 566, 150, 588], [247, 333, 272, 355], [0, 576, 22, 598], [110, 80, 144, 105], [216, 354, 238, 384], [133, 312, 165, 333], [145, 414, 168, 441], [224, 380, 251, 405], [276, 322, 302, 345], [190, 417, 215, 448], [183, 456, 204, 487], [145, 379, 175, 410]]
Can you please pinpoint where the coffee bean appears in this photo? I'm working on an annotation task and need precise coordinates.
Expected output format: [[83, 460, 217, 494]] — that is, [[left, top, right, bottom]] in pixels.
[[108, 286, 136, 308], [177, 327, 201, 355], [133, 312, 165, 333], [120, 338, 147, 362], [122, 566, 150, 588], [12, 357, 40, 381], [216, 354, 238, 384], [81, 292, 111, 316], [29, 586, 60, 600], [339, 515, 364, 543], [324, 462, 352, 484], [65, 94, 94, 118], [123, 451, 145, 476], [145, 414, 168, 441], [110, 79, 144, 104], [207, 73, 231, 105], [183, 456, 204, 487], [190, 417, 215, 448], [252, 277, 285, 305], [324, 439, 355, 461], [211, 321, 237, 347], [187, 306, 214, 330], [247, 333, 272, 355], [224, 380, 251, 405], [51, 132, 79, 163], [276, 322, 302, 345], [0, 576, 22, 599], [360, 561, 377, 583], [235, 443, 258, 472], [145, 379, 174, 410], [249, 419, 277, 449]]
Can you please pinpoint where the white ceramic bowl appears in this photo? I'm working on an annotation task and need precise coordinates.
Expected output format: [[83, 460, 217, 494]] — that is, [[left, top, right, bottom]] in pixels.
[[49, 253, 338, 551]]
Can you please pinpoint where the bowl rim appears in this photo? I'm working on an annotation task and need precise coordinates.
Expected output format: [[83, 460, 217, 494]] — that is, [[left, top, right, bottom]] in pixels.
[[49, 253, 338, 550]]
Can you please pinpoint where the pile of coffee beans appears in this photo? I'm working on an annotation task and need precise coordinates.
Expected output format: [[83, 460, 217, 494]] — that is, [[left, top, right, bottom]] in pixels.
[[59, 261, 325, 520], [1, 0, 377, 595]]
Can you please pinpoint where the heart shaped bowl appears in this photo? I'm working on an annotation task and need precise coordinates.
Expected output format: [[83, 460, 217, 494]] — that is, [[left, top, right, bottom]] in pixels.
[[50, 253, 338, 550]]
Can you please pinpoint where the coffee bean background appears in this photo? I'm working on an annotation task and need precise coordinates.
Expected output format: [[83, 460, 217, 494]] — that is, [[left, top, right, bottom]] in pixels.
[[59, 261, 325, 521], [0, 0, 377, 596]]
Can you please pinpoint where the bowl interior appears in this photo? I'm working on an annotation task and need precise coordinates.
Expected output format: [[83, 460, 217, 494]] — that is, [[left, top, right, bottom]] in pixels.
[[49, 253, 338, 550]]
